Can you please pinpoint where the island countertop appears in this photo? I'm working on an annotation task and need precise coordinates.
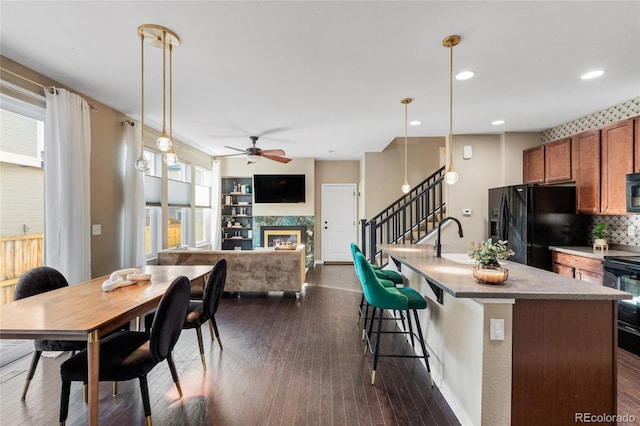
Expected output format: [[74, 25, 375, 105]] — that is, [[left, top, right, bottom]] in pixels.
[[379, 243, 632, 301]]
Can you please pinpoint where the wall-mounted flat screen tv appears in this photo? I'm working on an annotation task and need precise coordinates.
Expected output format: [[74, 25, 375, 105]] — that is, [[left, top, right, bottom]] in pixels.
[[254, 174, 306, 203]]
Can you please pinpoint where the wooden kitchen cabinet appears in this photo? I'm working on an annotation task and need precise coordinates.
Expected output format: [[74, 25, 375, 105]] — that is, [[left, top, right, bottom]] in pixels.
[[601, 118, 634, 214], [523, 145, 544, 184], [635, 116, 640, 173], [544, 137, 572, 183], [551, 251, 603, 285], [573, 129, 601, 214]]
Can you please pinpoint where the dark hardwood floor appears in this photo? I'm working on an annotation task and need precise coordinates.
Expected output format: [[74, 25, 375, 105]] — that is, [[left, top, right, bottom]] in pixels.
[[0, 264, 638, 425]]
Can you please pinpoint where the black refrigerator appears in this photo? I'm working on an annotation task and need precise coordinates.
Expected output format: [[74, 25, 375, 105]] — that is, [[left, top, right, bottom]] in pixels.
[[488, 185, 589, 271]]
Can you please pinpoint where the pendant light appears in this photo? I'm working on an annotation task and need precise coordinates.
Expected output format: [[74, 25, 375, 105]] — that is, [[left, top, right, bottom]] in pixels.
[[134, 28, 149, 171], [400, 98, 413, 194], [443, 34, 460, 185], [163, 42, 178, 165], [136, 24, 180, 171]]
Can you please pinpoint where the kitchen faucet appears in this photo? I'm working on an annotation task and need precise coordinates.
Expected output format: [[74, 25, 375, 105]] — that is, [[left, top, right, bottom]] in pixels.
[[435, 217, 464, 258]]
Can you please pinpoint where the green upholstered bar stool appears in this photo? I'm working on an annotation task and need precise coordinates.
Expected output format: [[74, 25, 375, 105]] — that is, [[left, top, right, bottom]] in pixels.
[[350, 244, 408, 340], [354, 251, 432, 386]]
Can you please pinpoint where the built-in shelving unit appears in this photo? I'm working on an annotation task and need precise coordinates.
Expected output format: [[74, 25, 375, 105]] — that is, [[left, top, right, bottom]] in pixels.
[[221, 177, 253, 250]]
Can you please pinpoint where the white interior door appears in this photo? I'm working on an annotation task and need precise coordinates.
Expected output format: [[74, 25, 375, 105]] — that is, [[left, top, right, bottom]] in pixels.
[[322, 183, 357, 263]]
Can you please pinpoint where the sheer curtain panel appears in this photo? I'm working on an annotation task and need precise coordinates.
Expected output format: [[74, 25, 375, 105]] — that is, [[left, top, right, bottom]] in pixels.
[[44, 88, 92, 284], [120, 123, 146, 268]]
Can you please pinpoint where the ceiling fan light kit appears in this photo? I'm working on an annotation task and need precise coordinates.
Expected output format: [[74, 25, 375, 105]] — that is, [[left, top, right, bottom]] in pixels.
[[136, 24, 181, 171]]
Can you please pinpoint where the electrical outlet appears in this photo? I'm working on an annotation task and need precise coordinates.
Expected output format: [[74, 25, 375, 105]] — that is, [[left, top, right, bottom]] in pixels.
[[92, 224, 102, 236], [490, 318, 504, 341], [628, 225, 635, 237]]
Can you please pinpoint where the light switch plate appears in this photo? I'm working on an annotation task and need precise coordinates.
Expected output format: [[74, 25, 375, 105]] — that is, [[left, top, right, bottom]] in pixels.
[[490, 318, 504, 341], [92, 224, 102, 236], [462, 208, 472, 216]]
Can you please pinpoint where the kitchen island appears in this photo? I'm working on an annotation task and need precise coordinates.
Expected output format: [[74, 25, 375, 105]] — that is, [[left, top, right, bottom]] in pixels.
[[379, 244, 632, 426]]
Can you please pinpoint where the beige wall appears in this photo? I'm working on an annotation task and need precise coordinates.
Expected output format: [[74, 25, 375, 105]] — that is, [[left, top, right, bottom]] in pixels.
[[442, 132, 541, 252], [363, 137, 444, 219], [314, 160, 360, 261]]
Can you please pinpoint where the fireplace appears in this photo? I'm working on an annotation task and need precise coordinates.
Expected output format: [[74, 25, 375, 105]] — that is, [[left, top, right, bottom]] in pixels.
[[261, 226, 306, 248]]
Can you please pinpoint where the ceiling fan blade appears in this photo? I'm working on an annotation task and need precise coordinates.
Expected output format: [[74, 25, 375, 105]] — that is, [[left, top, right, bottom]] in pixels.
[[262, 153, 292, 164], [223, 145, 248, 153], [260, 149, 286, 156]]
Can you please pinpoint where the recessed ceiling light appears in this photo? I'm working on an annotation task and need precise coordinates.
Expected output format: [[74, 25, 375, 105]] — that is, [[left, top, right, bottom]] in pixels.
[[456, 71, 474, 80], [492, 120, 505, 126], [581, 70, 605, 80], [409, 120, 421, 126]]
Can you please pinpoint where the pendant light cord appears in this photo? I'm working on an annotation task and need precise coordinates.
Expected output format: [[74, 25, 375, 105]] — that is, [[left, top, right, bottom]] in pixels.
[[448, 40, 454, 173], [140, 30, 145, 159], [404, 100, 408, 184], [161, 30, 167, 137]]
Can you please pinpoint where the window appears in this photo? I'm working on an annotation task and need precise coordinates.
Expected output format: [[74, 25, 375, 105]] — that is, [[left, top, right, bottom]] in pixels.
[[142, 149, 212, 256], [0, 92, 46, 365], [144, 150, 161, 259], [194, 166, 211, 247]]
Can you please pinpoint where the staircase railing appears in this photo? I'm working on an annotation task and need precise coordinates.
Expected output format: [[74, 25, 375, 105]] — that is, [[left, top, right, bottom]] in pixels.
[[361, 166, 445, 266]]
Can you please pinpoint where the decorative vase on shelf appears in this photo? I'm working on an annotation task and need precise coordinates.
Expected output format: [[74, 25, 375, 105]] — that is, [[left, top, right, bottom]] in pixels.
[[472, 261, 509, 285]]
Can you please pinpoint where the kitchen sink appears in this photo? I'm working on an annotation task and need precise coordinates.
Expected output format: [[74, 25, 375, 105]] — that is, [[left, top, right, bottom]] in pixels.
[[441, 253, 475, 265]]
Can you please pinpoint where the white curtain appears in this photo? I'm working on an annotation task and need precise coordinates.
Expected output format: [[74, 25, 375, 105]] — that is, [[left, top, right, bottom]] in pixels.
[[120, 123, 146, 268], [211, 160, 222, 249], [44, 88, 91, 284]]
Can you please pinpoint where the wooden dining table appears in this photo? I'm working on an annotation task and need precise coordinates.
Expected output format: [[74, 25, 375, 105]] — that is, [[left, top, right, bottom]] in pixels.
[[0, 264, 212, 425]]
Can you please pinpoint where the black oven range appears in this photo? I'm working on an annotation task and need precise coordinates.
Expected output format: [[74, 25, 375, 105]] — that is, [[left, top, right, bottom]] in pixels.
[[602, 256, 640, 357]]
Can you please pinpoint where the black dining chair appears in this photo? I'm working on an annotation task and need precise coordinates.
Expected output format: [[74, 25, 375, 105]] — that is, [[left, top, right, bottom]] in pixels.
[[14, 266, 87, 400], [58, 275, 191, 426], [145, 258, 227, 370]]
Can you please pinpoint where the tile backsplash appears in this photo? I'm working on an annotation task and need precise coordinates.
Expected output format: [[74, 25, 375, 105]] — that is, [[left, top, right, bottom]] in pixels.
[[590, 215, 640, 246]]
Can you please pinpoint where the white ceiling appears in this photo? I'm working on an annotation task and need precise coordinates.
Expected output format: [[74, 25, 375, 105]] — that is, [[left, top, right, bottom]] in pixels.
[[1, 1, 639, 160]]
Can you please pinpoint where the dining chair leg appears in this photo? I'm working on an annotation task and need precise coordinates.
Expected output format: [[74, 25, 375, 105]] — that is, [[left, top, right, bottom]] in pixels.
[[208, 319, 215, 340], [195, 326, 206, 370], [83, 383, 88, 404], [371, 309, 384, 385], [211, 317, 223, 350], [138, 375, 152, 425], [166, 353, 183, 398], [21, 350, 42, 399], [113, 381, 118, 396], [59, 380, 71, 425]]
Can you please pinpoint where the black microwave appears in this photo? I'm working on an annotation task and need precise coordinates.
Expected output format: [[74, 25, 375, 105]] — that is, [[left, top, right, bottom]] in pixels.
[[626, 173, 640, 212]]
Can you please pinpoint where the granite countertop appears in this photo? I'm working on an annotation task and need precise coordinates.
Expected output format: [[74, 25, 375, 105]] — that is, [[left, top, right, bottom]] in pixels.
[[379, 244, 632, 301], [548, 245, 639, 259]]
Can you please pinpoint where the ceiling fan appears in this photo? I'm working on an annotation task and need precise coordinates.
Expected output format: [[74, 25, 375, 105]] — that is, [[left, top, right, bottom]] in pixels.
[[219, 136, 291, 164]]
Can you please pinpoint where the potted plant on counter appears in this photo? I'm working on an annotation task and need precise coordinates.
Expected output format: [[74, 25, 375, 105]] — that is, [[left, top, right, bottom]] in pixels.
[[592, 223, 608, 247], [468, 238, 515, 284]]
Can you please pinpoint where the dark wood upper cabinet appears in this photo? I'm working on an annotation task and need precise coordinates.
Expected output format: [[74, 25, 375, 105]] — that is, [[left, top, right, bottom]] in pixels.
[[601, 118, 634, 214], [574, 129, 601, 214], [544, 138, 572, 183], [523, 145, 544, 184]]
